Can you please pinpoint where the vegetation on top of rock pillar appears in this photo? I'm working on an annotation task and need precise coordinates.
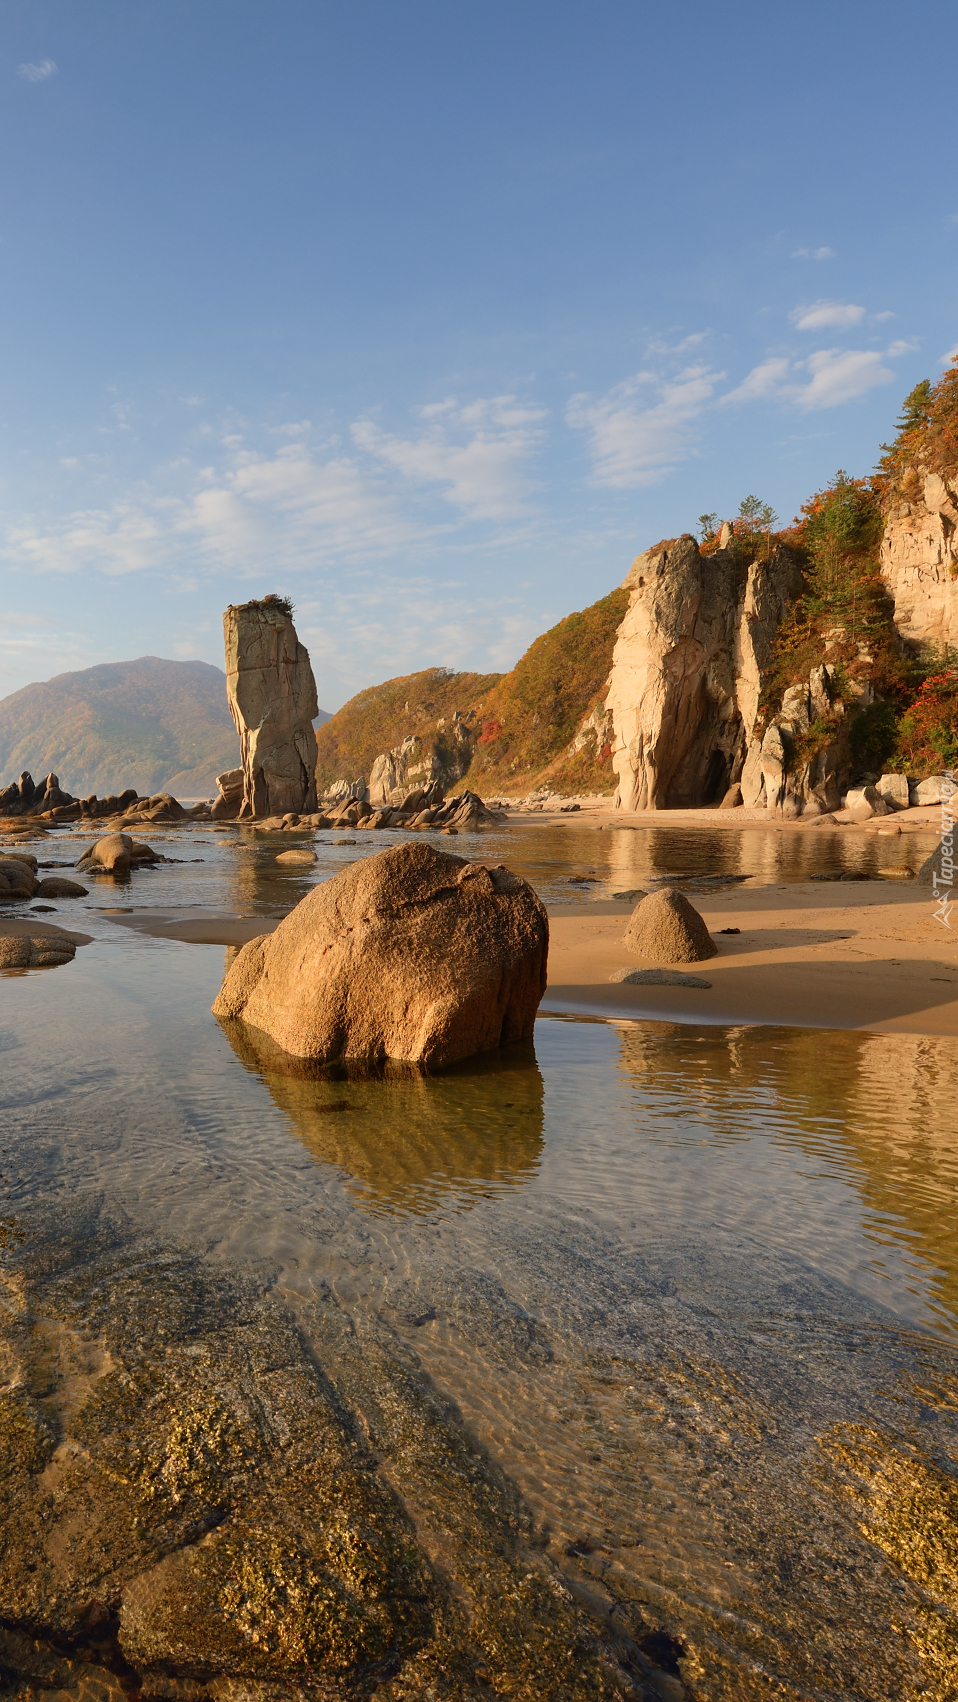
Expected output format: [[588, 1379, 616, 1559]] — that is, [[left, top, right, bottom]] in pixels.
[[699, 496, 780, 561], [875, 358, 958, 500], [235, 593, 296, 618]]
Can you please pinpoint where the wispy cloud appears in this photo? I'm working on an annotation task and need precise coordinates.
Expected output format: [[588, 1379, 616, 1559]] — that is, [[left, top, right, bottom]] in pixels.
[[790, 300, 865, 331], [1, 407, 542, 580], [942, 343, 958, 367], [723, 342, 901, 410], [791, 246, 834, 260], [566, 364, 723, 488], [795, 348, 895, 409], [721, 357, 791, 405], [352, 395, 546, 520], [17, 58, 57, 82]]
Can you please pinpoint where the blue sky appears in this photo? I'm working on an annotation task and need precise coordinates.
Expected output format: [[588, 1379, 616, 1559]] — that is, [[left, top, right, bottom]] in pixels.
[[2, 0, 956, 711]]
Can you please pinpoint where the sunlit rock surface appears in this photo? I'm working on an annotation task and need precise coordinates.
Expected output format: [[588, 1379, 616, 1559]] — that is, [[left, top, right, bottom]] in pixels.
[[223, 598, 319, 819]]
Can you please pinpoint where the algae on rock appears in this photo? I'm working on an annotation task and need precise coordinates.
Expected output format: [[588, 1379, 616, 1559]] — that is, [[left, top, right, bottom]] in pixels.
[[0, 1209, 635, 1701]]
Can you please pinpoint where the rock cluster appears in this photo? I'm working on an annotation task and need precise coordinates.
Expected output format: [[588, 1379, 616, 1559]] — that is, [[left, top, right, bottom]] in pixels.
[[223, 597, 319, 818], [213, 841, 549, 1068], [0, 770, 212, 827], [245, 787, 503, 835], [0, 771, 88, 818]]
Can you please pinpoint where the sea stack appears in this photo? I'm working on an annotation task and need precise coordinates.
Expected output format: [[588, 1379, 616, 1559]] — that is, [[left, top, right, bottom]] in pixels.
[[223, 596, 319, 818]]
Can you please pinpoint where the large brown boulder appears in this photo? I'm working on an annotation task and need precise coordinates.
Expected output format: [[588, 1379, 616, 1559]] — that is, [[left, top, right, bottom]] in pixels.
[[623, 887, 718, 964], [223, 597, 319, 819], [213, 841, 549, 1067]]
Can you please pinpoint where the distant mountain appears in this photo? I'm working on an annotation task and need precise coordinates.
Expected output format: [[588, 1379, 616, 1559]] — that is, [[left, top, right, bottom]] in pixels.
[[0, 656, 332, 798], [0, 657, 240, 798]]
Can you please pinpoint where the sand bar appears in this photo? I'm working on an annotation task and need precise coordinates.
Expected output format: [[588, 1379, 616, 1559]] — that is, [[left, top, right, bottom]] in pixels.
[[103, 876, 958, 1037]]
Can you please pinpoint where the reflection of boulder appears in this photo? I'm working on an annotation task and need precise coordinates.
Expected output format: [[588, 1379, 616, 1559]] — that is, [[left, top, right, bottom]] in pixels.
[[220, 1017, 544, 1215]]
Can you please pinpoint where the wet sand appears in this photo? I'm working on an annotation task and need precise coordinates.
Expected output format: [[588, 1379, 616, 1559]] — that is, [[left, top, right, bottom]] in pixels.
[[103, 879, 958, 1036], [544, 884, 958, 1035]]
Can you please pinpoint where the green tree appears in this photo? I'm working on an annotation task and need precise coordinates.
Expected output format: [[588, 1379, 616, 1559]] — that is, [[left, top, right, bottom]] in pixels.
[[698, 512, 719, 541]]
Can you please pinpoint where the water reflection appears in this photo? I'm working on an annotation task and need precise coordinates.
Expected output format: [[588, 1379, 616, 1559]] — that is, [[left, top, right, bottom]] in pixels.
[[219, 1016, 545, 1217], [612, 1019, 958, 1334]]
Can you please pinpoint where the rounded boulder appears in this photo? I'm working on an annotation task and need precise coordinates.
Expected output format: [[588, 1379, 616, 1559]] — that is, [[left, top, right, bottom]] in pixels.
[[0, 932, 77, 968], [36, 876, 89, 898], [213, 840, 549, 1068], [623, 887, 717, 964], [0, 857, 39, 900]]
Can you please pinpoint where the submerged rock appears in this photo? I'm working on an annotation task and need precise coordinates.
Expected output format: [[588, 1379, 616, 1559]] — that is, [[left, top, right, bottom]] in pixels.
[[213, 841, 549, 1067], [623, 888, 717, 964], [0, 1213, 633, 1700]]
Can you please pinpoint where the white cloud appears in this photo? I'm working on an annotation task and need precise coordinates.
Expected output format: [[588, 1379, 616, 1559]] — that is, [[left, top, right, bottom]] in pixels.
[[795, 348, 895, 409], [1, 438, 440, 581], [790, 300, 866, 331], [18, 58, 57, 82], [721, 343, 902, 411], [566, 365, 722, 488], [352, 395, 546, 520], [791, 247, 834, 260], [721, 357, 791, 405], [872, 311, 895, 323], [942, 343, 958, 367], [269, 420, 313, 438], [886, 339, 919, 358]]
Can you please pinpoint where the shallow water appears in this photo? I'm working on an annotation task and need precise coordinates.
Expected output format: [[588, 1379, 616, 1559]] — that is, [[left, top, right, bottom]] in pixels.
[[1, 821, 956, 1698], [5, 809, 936, 920]]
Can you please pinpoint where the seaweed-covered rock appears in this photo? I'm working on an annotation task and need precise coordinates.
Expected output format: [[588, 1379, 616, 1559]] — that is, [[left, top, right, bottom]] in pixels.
[[0, 1213, 631, 1700], [213, 841, 549, 1067], [623, 888, 717, 964]]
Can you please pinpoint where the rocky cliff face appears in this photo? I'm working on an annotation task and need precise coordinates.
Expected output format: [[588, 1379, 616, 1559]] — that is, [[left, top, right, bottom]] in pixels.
[[367, 714, 475, 805], [223, 599, 319, 818], [880, 471, 958, 649], [606, 535, 802, 810]]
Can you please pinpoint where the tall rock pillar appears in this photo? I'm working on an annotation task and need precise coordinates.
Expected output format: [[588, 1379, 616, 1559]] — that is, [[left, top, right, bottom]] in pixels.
[[223, 597, 319, 818]]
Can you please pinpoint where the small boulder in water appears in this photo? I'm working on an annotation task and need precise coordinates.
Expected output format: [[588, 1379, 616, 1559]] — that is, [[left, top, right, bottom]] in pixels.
[[623, 888, 717, 964], [0, 931, 76, 968]]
